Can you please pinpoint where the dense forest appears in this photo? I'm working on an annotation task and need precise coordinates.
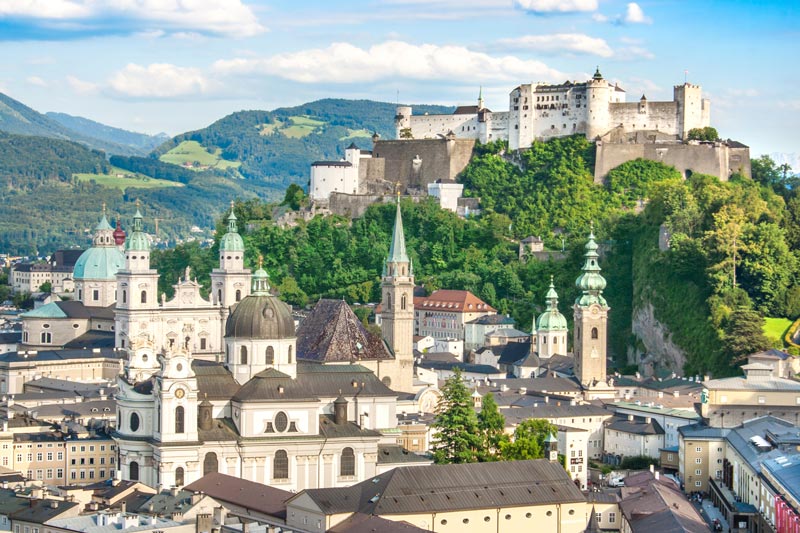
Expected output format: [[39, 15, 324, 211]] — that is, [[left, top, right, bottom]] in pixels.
[[151, 136, 800, 378], [47, 112, 167, 154]]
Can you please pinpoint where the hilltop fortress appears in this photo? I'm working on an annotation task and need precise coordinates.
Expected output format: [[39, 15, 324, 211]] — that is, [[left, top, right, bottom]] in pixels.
[[396, 68, 711, 149]]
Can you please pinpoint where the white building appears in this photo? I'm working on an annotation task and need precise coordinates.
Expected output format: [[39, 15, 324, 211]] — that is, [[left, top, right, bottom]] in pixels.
[[427, 180, 464, 213], [309, 144, 370, 201], [603, 414, 665, 462]]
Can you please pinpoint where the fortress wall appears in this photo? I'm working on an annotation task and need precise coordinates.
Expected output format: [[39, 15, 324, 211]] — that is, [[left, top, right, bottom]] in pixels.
[[608, 102, 679, 136], [358, 157, 386, 190], [372, 138, 476, 190], [329, 192, 384, 218], [532, 106, 587, 141], [409, 114, 478, 139]]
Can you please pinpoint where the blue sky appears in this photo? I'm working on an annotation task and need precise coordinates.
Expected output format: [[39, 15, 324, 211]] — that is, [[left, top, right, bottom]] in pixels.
[[0, 0, 797, 155]]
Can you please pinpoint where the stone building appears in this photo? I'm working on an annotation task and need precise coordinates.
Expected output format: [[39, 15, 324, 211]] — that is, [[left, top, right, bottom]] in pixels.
[[397, 69, 710, 150]]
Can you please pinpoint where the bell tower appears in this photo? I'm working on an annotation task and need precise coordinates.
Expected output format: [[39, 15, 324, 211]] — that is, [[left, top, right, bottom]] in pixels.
[[573, 226, 610, 390], [210, 202, 251, 308], [380, 198, 415, 392]]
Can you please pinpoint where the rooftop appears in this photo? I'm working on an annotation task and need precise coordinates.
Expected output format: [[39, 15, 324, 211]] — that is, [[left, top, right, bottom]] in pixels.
[[414, 290, 496, 313], [184, 472, 292, 519]]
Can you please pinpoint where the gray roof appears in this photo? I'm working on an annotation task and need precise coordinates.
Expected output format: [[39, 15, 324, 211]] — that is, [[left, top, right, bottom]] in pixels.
[[319, 415, 382, 439], [296, 299, 392, 363], [136, 489, 197, 515], [724, 416, 800, 473], [416, 360, 504, 375], [749, 349, 791, 361], [64, 331, 116, 349], [11, 499, 79, 523], [15, 399, 115, 419], [762, 456, 800, 505], [376, 444, 431, 465], [48, 512, 181, 533], [300, 459, 584, 516], [225, 294, 295, 340], [233, 368, 317, 403], [24, 377, 113, 394], [619, 473, 706, 533], [0, 347, 119, 364], [466, 315, 515, 326], [607, 415, 665, 436], [704, 375, 800, 391], [678, 423, 730, 439], [328, 513, 428, 533], [192, 360, 240, 401]]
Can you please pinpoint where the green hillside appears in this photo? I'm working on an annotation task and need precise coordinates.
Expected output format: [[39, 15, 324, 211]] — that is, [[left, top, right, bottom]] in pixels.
[[46, 112, 168, 154], [154, 99, 453, 188], [0, 93, 147, 156]]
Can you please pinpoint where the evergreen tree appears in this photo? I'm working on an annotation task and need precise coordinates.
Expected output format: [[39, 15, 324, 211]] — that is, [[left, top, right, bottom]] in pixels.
[[477, 392, 507, 461], [723, 307, 772, 363], [431, 369, 482, 464]]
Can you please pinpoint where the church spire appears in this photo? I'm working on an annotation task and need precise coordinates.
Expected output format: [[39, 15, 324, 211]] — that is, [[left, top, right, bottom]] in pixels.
[[545, 275, 558, 310], [575, 224, 607, 307], [387, 198, 409, 265], [251, 255, 270, 295]]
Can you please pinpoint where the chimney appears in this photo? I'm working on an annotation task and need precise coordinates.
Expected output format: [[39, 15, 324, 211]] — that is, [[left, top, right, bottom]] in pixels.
[[242, 522, 250, 533], [645, 417, 652, 424], [120, 501, 126, 514], [50, 501, 58, 509], [673, 391, 680, 398], [519, 387, 527, 395], [196, 513, 213, 533], [213, 506, 228, 526], [649, 464, 655, 474], [170, 486, 179, 497], [544, 396, 549, 404], [191, 491, 203, 505], [334, 394, 348, 425], [655, 471, 660, 480], [658, 391, 663, 399], [628, 414, 634, 422]]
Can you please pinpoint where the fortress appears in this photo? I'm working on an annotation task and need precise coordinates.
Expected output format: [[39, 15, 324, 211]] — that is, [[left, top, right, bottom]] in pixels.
[[395, 68, 711, 149]]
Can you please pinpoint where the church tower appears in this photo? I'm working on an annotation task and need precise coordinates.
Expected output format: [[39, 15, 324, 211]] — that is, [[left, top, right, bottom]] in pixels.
[[210, 202, 251, 308], [115, 204, 160, 350], [73, 207, 124, 308], [573, 227, 610, 389], [380, 199, 415, 392], [534, 276, 568, 359]]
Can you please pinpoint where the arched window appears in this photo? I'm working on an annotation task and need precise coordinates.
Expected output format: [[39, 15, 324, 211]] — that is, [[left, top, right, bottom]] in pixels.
[[203, 452, 218, 475], [129, 461, 139, 481], [266, 346, 274, 365], [122, 290, 127, 304], [273, 450, 289, 480], [217, 289, 222, 303], [130, 412, 140, 432], [387, 294, 392, 309], [591, 327, 598, 339], [175, 406, 185, 434], [340, 447, 355, 477], [175, 467, 184, 486], [40, 332, 51, 344], [140, 290, 147, 304], [240, 346, 248, 365], [235, 289, 241, 302], [401, 293, 407, 310], [288, 346, 293, 364]]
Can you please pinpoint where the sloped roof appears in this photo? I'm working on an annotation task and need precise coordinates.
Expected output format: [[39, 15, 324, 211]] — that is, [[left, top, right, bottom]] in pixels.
[[619, 473, 706, 533], [607, 415, 664, 436], [414, 290, 495, 313], [328, 513, 428, 533], [299, 459, 584, 516], [185, 472, 292, 518], [466, 314, 515, 326], [296, 299, 392, 363], [232, 368, 317, 403], [191, 360, 240, 401]]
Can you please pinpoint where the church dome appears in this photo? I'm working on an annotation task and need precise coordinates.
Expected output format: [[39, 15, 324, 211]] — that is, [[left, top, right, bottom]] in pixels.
[[220, 206, 244, 252], [73, 247, 125, 280], [125, 208, 150, 252], [225, 268, 295, 340], [537, 308, 568, 331]]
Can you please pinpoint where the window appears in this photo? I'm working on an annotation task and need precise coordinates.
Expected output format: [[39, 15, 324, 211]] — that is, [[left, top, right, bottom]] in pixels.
[[93, 289, 99, 301], [696, 447, 702, 452], [695, 469, 702, 475], [235, 289, 241, 302], [696, 458, 702, 464], [40, 332, 52, 344], [129, 461, 139, 481], [57, 452, 63, 460], [140, 290, 147, 304], [130, 412, 140, 432], [288, 345, 293, 364], [695, 481, 702, 487], [609, 512, 616, 524], [46, 452, 52, 461], [240, 346, 248, 365], [175, 406, 185, 434], [758, 396, 766, 404], [340, 447, 355, 477], [203, 452, 218, 476], [274, 450, 289, 480], [56, 468, 63, 478], [200, 338, 207, 350], [401, 293, 407, 310], [266, 346, 274, 365], [596, 512, 602, 523], [591, 327, 598, 339], [122, 290, 127, 304], [36, 453, 42, 461], [175, 467, 185, 486]]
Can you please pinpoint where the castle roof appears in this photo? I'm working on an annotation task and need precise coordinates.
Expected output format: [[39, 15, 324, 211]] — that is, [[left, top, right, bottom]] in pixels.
[[414, 290, 495, 313]]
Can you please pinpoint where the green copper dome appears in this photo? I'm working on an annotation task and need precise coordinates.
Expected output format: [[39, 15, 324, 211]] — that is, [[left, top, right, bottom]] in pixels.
[[220, 208, 244, 252], [125, 208, 150, 252], [225, 265, 294, 340], [74, 212, 125, 280], [73, 247, 125, 280], [537, 277, 567, 331], [575, 229, 607, 307]]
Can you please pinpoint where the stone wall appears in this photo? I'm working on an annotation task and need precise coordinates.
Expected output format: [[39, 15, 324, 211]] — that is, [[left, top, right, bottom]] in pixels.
[[595, 140, 751, 183], [371, 138, 476, 190]]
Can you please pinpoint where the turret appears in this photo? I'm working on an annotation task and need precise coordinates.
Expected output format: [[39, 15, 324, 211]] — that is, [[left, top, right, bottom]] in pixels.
[[586, 66, 611, 140], [395, 106, 412, 139], [210, 201, 251, 307], [535, 276, 568, 358], [124, 205, 151, 272]]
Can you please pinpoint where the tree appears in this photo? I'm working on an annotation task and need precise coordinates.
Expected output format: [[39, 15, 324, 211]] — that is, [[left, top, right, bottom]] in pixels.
[[687, 127, 719, 141], [38, 281, 52, 293], [723, 307, 771, 363], [281, 183, 306, 211], [431, 369, 482, 464], [399, 127, 413, 139], [499, 419, 557, 461], [477, 393, 508, 461]]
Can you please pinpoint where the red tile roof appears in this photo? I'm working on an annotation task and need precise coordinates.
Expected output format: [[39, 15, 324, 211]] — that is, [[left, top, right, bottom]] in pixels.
[[413, 290, 496, 313]]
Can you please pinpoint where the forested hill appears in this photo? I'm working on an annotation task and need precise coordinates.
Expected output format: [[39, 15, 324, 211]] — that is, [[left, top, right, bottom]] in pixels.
[[0, 92, 151, 156], [46, 112, 168, 154], [153, 99, 453, 187], [0, 131, 270, 254]]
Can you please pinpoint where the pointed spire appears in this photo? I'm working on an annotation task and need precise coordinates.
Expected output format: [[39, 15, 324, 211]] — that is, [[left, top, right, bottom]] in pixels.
[[545, 275, 559, 310], [593, 66, 603, 80], [133, 199, 143, 232], [387, 197, 409, 264], [478, 86, 485, 109], [585, 506, 601, 533], [575, 225, 607, 306], [125, 200, 150, 252], [227, 200, 238, 233]]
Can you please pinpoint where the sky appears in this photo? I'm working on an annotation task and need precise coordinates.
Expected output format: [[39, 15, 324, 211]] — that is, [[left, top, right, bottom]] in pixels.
[[0, 0, 797, 156]]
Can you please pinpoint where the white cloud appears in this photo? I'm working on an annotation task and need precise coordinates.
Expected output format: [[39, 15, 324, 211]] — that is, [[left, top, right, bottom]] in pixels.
[[66, 75, 99, 95], [497, 33, 613, 57], [624, 2, 651, 24], [26, 76, 47, 87], [108, 63, 214, 98], [616, 45, 655, 60], [0, 0, 265, 37], [213, 40, 565, 84], [513, 0, 598, 13], [591, 13, 608, 22], [777, 100, 800, 111]]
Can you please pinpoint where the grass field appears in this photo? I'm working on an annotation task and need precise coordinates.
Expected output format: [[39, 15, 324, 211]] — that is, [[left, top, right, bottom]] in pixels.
[[159, 140, 241, 170], [282, 115, 326, 138], [74, 167, 183, 191], [340, 128, 372, 140], [764, 317, 792, 344], [258, 120, 284, 135]]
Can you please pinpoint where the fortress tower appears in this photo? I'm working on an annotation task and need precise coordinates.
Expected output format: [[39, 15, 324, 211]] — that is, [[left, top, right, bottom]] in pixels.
[[674, 83, 711, 139], [585, 67, 612, 140], [395, 106, 412, 139]]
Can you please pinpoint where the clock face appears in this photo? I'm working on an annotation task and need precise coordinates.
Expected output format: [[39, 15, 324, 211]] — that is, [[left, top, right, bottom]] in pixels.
[[175, 388, 185, 399]]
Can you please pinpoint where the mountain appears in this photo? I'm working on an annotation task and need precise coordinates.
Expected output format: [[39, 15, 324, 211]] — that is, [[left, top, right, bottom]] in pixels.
[[154, 99, 453, 188], [0, 92, 147, 156], [0, 130, 271, 255], [47, 112, 169, 154]]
